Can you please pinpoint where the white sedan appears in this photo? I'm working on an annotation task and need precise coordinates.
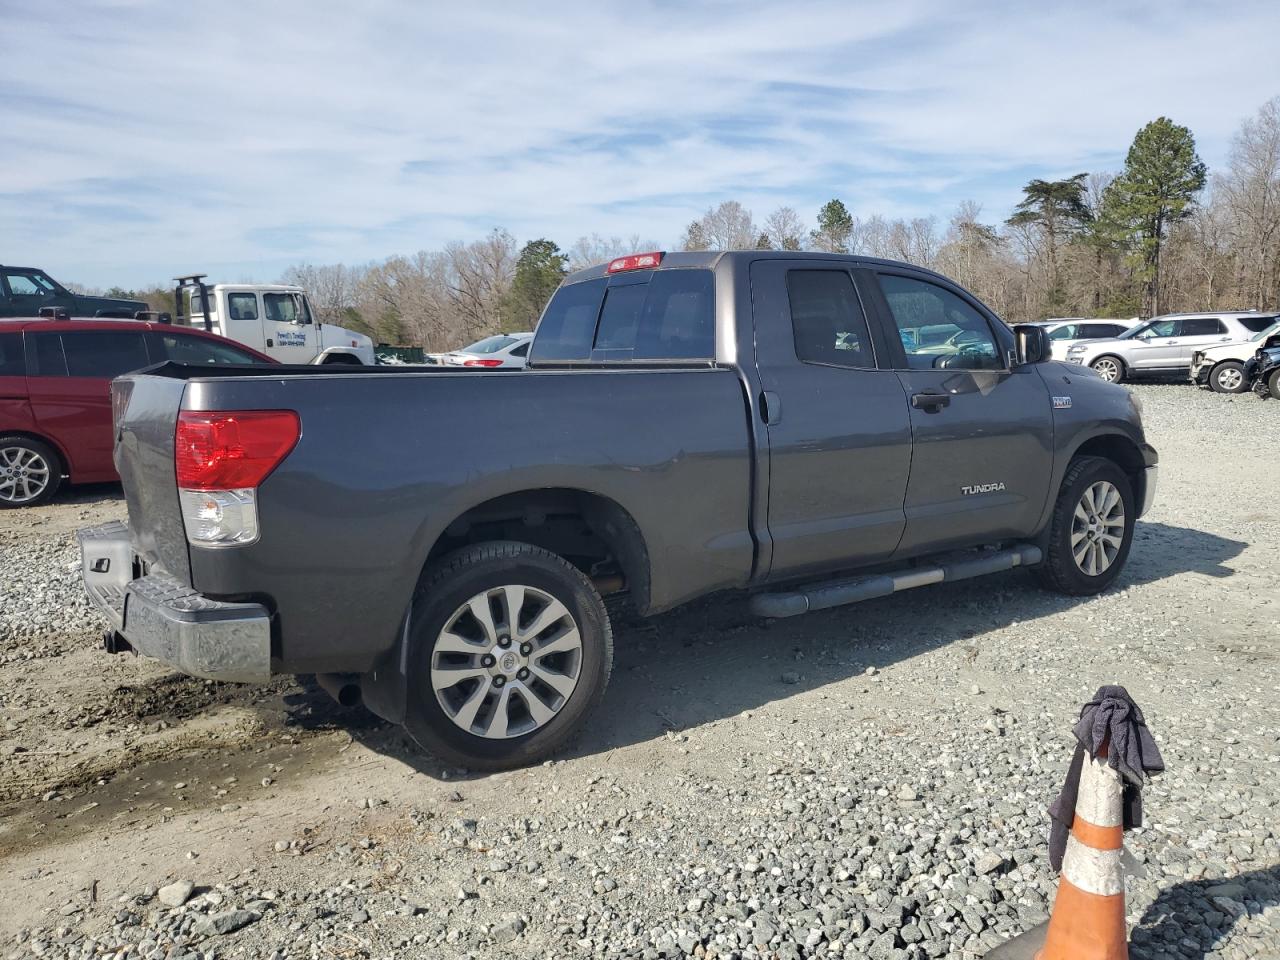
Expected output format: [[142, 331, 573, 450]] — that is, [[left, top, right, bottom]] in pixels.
[[442, 333, 534, 369], [1040, 319, 1140, 361]]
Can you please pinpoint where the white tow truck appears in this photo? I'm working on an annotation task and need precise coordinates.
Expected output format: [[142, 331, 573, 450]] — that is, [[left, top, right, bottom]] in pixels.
[[175, 274, 375, 365]]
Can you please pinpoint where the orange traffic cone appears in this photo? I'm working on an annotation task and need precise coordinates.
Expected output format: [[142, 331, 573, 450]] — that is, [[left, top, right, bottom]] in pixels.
[[988, 744, 1129, 959]]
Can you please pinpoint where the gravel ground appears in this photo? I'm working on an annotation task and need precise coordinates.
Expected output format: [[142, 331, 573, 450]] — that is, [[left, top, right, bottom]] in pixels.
[[0, 383, 1277, 960]]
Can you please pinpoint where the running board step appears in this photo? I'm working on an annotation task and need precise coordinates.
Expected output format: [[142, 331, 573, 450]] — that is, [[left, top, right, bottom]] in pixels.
[[748, 543, 1043, 619]]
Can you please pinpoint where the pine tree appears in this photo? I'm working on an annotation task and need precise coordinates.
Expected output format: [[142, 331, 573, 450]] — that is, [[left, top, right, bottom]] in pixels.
[[500, 239, 567, 327], [1005, 175, 1090, 312], [811, 199, 854, 253], [1104, 117, 1207, 315]]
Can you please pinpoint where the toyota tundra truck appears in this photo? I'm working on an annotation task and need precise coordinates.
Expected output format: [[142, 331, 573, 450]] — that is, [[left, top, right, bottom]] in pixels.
[[79, 251, 1158, 770]]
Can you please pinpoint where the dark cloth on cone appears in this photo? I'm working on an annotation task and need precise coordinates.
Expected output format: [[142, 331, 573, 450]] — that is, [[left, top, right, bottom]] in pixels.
[[1048, 685, 1164, 872]]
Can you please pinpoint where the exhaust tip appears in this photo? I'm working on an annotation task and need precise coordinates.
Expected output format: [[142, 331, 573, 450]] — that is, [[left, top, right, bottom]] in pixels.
[[103, 631, 132, 655], [316, 673, 362, 708]]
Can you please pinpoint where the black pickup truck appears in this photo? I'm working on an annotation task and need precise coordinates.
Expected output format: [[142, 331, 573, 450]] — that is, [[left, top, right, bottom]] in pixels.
[[80, 251, 1157, 769], [1, 265, 147, 318]]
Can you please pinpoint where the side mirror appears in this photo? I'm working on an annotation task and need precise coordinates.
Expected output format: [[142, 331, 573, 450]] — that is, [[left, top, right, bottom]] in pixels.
[[1012, 324, 1050, 365]]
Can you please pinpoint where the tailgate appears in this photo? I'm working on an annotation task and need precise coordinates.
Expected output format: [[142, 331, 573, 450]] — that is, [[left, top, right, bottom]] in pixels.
[[112, 374, 191, 583]]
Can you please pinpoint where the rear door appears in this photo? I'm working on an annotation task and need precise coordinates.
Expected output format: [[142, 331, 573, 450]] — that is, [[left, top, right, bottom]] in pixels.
[[750, 259, 912, 578], [262, 292, 319, 363], [25, 328, 152, 481], [1175, 316, 1232, 364], [864, 269, 1054, 555]]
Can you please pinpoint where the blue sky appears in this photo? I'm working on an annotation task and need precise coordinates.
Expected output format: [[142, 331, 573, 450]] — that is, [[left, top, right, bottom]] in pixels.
[[3, 0, 1278, 288]]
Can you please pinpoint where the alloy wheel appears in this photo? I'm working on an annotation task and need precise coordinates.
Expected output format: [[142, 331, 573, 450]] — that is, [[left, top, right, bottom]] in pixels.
[[1091, 358, 1120, 383], [0, 446, 52, 505], [1215, 366, 1243, 391], [1071, 480, 1125, 576], [430, 585, 583, 739]]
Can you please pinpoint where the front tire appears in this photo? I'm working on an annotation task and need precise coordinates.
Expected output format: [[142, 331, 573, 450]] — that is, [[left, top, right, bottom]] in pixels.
[[1090, 356, 1125, 384], [1209, 361, 1248, 394], [1035, 457, 1135, 596], [0, 436, 63, 508], [1267, 369, 1280, 401], [404, 541, 613, 770]]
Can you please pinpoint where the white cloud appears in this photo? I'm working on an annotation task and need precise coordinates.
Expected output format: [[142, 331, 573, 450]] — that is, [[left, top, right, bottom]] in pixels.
[[1, 0, 1276, 286]]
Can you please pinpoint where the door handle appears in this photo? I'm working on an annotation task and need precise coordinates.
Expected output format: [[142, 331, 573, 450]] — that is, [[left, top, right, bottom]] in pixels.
[[911, 392, 950, 412], [760, 391, 781, 425]]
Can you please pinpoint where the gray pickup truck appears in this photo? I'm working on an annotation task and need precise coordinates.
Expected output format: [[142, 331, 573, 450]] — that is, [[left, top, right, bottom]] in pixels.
[[80, 251, 1157, 769]]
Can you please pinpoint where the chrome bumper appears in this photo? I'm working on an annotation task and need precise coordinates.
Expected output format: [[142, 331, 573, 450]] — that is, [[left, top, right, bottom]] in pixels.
[[78, 521, 271, 683], [1139, 466, 1158, 518]]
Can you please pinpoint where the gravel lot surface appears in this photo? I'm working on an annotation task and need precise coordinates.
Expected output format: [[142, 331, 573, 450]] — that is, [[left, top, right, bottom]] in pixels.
[[1, 383, 1277, 960]]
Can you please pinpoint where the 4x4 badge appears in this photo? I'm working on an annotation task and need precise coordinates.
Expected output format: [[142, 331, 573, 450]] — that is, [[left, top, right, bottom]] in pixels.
[[1052, 396, 1072, 409]]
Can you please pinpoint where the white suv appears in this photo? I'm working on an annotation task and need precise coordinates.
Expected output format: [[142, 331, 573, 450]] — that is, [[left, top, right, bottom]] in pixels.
[[1064, 312, 1278, 383], [1190, 316, 1280, 392], [1040, 318, 1140, 361]]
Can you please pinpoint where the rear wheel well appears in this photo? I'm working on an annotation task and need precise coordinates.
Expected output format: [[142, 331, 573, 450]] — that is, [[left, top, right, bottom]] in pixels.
[[426, 490, 651, 613], [0, 430, 68, 477]]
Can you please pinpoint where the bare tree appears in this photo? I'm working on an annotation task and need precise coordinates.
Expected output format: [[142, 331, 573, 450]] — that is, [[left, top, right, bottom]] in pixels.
[[682, 201, 757, 250], [763, 206, 807, 251], [567, 234, 655, 270], [1219, 96, 1280, 308]]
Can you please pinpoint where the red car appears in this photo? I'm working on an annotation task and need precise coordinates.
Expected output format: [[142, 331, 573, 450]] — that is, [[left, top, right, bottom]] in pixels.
[[0, 317, 274, 507]]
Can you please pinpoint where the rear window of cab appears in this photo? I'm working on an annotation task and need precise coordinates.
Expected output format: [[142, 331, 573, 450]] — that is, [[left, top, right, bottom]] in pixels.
[[531, 269, 714, 362]]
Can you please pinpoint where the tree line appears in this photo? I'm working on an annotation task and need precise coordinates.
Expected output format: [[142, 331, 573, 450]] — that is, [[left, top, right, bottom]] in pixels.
[[92, 97, 1278, 348]]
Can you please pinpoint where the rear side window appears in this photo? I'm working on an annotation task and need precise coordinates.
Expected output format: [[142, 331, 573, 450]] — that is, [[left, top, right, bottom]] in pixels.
[[30, 333, 68, 376], [60, 331, 151, 378], [786, 270, 874, 369], [160, 333, 265, 365], [0, 333, 24, 375], [532, 270, 715, 362], [1182, 317, 1225, 336], [1239, 315, 1278, 333], [227, 293, 258, 321], [595, 270, 715, 360]]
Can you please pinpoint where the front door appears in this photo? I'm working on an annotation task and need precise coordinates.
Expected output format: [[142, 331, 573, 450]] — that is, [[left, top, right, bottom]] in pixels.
[[866, 270, 1054, 556], [261, 292, 318, 363], [750, 260, 913, 579], [2, 268, 75, 318], [1125, 318, 1182, 369]]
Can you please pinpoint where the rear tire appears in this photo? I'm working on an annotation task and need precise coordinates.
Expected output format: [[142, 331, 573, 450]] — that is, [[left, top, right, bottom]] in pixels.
[[0, 435, 63, 508], [403, 541, 613, 770], [1090, 356, 1125, 384], [1209, 361, 1248, 394], [1035, 456, 1135, 596]]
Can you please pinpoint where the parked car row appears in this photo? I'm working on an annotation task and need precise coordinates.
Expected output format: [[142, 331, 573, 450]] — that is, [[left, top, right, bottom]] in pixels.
[[0, 317, 274, 507], [1040, 311, 1280, 394]]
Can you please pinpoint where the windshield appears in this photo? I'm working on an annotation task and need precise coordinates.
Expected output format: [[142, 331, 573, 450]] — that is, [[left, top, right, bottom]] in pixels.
[[1252, 319, 1280, 341], [463, 335, 518, 354]]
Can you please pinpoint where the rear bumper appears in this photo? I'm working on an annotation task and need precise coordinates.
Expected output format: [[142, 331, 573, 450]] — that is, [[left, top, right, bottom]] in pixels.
[[78, 521, 271, 683]]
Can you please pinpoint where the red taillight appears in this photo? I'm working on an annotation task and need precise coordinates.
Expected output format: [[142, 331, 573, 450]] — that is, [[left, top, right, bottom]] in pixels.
[[175, 410, 300, 490], [462, 358, 504, 367], [606, 251, 664, 273]]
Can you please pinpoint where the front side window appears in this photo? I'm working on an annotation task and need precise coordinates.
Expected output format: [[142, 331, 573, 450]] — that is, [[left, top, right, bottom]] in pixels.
[[786, 270, 874, 368], [227, 293, 258, 321], [5, 271, 58, 298], [1182, 317, 1225, 336], [60, 331, 151, 378], [1047, 324, 1079, 340], [878, 274, 1002, 370], [161, 333, 265, 365], [0, 332, 24, 376], [1137, 319, 1180, 339], [264, 293, 308, 323]]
